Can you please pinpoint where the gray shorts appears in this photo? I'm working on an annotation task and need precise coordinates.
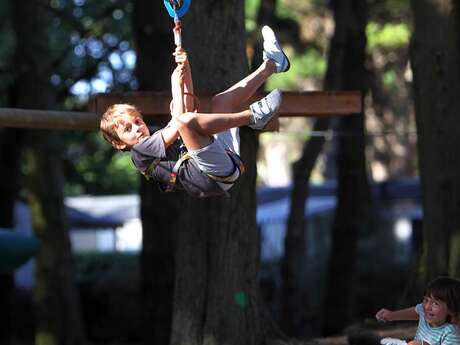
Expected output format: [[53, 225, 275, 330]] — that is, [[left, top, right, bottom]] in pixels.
[[188, 128, 240, 177]]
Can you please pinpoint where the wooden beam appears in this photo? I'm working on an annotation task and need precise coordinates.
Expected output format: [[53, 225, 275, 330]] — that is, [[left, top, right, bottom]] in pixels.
[[0, 91, 361, 130], [89, 91, 362, 117], [0, 108, 98, 130]]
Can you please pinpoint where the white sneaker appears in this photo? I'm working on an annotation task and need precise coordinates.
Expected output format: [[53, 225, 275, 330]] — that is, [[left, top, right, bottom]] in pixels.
[[249, 89, 282, 130], [262, 25, 290, 73]]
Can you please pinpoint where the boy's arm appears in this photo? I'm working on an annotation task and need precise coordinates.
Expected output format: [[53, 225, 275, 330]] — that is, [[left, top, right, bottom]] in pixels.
[[376, 307, 419, 322], [173, 47, 195, 112], [182, 55, 195, 112], [161, 118, 180, 148], [171, 62, 185, 118]]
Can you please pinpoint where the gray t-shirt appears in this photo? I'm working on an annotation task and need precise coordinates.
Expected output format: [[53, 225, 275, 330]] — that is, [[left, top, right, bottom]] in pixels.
[[131, 128, 225, 198]]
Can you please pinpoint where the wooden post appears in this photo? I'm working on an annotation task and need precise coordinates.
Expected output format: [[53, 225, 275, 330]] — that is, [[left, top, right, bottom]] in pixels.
[[0, 108, 98, 130]]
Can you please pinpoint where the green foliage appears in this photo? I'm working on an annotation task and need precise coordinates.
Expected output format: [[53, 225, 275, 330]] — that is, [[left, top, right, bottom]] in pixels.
[[368, 0, 410, 21], [64, 132, 139, 195], [367, 22, 410, 49], [266, 48, 326, 91], [245, 0, 261, 31], [383, 70, 397, 88], [42, 0, 139, 195]]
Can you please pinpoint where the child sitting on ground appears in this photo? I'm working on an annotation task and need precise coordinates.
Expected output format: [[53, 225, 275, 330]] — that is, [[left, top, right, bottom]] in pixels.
[[376, 276, 460, 345], [100, 26, 290, 198]]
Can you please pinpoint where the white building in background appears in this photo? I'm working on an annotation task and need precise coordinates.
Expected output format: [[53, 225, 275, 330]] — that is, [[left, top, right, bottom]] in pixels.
[[14, 195, 142, 289], [65, 194, 142, 252]]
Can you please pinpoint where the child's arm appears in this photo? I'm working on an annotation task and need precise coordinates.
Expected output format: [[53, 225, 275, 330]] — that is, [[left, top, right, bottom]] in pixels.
[[162, 61, 185, 146], [407, 341, 425, 345], [173, 47, 195, 112], [376, 307, 419, 322], [171, 62, 185, 118], [161, 118, 181, 148]]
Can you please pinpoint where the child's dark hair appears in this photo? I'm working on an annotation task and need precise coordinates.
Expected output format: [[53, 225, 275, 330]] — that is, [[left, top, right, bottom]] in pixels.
[[424, 276, 460, 326]]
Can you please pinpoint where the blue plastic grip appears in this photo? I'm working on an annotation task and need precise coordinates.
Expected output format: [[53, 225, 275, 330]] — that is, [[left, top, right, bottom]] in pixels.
[[163, 0, 191, 18]]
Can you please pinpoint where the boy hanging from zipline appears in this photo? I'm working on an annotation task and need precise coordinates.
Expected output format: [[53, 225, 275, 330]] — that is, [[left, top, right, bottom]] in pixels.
[[100, 26, 290, 198]]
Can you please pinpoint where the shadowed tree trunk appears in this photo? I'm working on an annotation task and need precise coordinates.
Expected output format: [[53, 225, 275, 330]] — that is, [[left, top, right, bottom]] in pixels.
[[11, 0, 87, 344], [280, 0, 368, 337], [171, 2, 271, 344], [321, 0, 370, 336], [408, 0, 460, 293], [132, 1, 181, 344], [0, 128, 23, 345], [0, 4, 24, 345]]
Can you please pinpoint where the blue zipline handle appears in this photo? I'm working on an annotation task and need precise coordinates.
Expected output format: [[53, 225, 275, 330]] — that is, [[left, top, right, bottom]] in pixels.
[[163, 0, 191, 18]]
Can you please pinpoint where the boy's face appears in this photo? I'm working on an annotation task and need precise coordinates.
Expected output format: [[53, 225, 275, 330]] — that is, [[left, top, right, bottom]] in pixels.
[[112, 114, 150, 150], [422, 294, 451, 327]]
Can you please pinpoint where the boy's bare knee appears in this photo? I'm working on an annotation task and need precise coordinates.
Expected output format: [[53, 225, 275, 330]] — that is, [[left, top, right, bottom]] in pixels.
[[211, 95, 232, 113]]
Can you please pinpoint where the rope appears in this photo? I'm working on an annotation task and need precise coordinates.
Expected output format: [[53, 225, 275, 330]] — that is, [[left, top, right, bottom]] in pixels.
[[273, 130, 418, 138]]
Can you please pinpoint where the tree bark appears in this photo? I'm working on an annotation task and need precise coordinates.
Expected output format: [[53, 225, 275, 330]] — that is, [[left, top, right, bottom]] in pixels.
[[321, 0, 370, 336], [171, 1, 276, 344], [11, 0, 87, 344], [409, 0, 460, 287]]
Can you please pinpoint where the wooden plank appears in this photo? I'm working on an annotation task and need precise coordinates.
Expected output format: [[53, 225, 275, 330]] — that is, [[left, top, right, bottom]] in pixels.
[[89, 91, 362, 117], [0, 91, 361, 130], [0, 108, 98, 130]]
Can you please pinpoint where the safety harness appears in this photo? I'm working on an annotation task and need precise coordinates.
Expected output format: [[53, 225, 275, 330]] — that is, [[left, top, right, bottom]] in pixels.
[[141, 150, 245, 194], [169, 150, 245, 192]]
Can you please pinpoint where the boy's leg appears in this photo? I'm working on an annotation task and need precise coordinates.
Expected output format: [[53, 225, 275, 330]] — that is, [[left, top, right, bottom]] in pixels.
[[211, 25, 290, 113], [176, 89, 282, 150], [211, 60, 276, 113], [175, 110, 252, 150]]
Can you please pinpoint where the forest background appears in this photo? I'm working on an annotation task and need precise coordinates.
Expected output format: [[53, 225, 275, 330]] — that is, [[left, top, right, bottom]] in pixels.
[[1, 0, 459, 345]]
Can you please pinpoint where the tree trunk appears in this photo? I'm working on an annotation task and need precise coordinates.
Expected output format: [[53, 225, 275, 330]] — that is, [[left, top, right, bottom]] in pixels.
[[280, 0, 354, 336], [11, 0, 87, 344], [409, 0, 460, 287], [322, 0, 369, 336], [132, 1, 181, 344], [171, 2, 276, 344], [0, 128, 23, 345]]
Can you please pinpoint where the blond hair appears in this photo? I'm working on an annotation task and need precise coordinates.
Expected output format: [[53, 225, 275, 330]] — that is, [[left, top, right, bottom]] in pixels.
[[100, 104, 142, 147]]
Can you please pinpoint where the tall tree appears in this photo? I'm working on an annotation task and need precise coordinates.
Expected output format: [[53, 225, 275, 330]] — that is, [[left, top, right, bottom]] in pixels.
[[11, 0, 87, 344], [409, 0, 460, 291], [321, 0, 370, 336], [0, 2, 23, 344], [170, 1, 265, 343], [280, 0, 351, 336]]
